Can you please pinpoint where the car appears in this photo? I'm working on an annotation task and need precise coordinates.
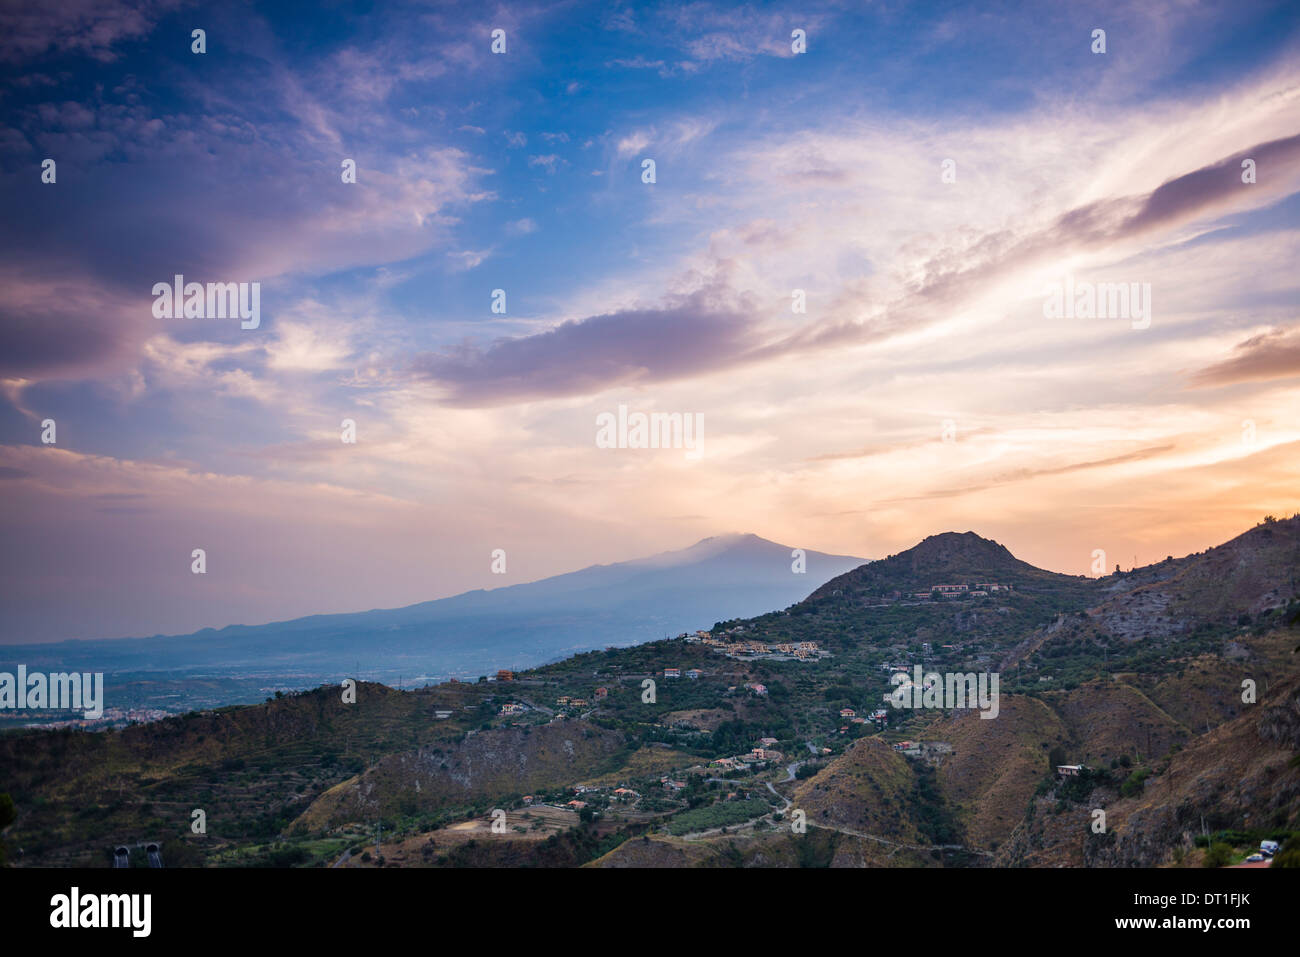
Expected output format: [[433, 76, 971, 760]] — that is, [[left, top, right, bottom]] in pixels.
[[1246, 854, 1266, 863]]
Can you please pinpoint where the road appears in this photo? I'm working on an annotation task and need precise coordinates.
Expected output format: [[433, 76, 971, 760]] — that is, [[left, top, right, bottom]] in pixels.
[[764, 759, 804, 808]]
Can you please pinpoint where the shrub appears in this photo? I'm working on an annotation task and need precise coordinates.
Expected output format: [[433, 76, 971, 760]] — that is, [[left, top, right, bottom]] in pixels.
[[1271, 837, 1300, 868], [1203, 842, 1233, 868], [1119, 768, 1150, 798]]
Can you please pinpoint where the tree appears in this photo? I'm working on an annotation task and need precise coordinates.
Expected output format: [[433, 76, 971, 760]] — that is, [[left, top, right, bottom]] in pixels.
[[1271, 837, 1300, 868], [1048, 746, 1067, 774]]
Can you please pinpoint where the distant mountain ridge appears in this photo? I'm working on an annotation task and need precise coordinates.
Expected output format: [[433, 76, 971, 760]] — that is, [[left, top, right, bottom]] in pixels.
[[1, 534, 868, 688]]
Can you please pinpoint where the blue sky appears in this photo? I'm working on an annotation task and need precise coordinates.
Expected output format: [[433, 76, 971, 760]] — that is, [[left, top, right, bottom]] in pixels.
[[2, 0, 1299, 642]]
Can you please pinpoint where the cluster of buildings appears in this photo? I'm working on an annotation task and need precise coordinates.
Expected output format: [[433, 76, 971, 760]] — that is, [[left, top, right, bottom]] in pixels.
[[709, 637, 824, 660], [554, 695, 591, 708], [910, 582, 1013, 600], [893, 741, 954, 762], [662, 668, 705, 679], [838, 707, 890, 724], [552, 685, 614, 709], [709, 735, 786, 773], [710, 747, 783, 774], [564, 736, 789, 793], [523, 782, 642, 813], [682, 628, 824, 660], [23, 706, 173, 730]]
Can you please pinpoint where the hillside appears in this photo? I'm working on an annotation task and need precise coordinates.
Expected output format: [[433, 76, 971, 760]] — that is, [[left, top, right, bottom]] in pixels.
[[0, 681, 491, 866], [295, 720, 629, 830], [791, 738, 930, 845], [998, 675, 1300, 867], [1, 516, 1297, 868]]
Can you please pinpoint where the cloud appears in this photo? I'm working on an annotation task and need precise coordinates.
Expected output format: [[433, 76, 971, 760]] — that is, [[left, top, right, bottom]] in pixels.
[[616, 131, 651, 158], [1190, 327, 1300, 388], [400, 118, 1300, 411], [264, 319, 354, 372], [409, 285, 765, 406], [0, 62, 492, 382], [607, 55, 670, 74], [0, 269, 150, 378], [1118, 132, 1300, 237], [751, 130, 1300, 361], [0, 0, 183, 64], [879, 445, 1180, 503], [606, 3, 829, 69]]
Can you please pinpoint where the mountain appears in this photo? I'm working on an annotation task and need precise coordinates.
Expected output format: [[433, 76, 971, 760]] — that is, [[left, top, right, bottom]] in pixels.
[[800, 529, 1096, 606], [3, 517, 1297, 868], [726, 529, 1104, 665], [0, 533, 868, 693]]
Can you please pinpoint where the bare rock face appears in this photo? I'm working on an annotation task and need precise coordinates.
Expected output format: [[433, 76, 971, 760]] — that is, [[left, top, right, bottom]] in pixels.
[[1257, 684, 1300, 750], [300, 720, 627, 827]]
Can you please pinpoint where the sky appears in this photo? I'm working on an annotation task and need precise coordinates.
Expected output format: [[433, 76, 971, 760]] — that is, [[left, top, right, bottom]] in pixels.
[[1, 0, 1299, 643]]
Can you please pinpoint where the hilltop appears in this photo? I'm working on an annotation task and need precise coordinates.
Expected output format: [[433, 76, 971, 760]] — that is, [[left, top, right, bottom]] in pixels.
[[808, 530, 1060, 600]]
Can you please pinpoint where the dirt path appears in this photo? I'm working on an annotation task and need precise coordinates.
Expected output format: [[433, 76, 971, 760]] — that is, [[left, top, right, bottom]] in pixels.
[[806, 820, 994, 858]]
